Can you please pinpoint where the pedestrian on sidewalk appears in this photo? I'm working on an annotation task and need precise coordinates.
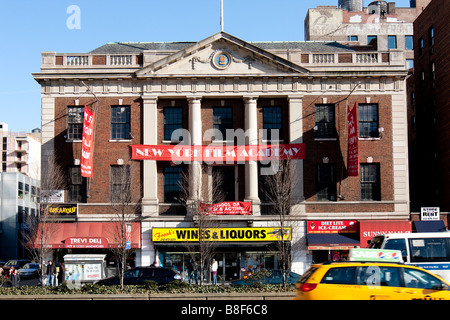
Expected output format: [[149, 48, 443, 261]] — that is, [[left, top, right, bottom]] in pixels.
[[46, 260, 56, 286], [211, 259, 218, 285], [11, 269, 20, 287]]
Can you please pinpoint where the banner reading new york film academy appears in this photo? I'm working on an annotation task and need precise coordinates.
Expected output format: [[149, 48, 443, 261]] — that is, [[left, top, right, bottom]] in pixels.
[[347, 102, 359, 176], [152, 227, 292, 242], [81, 105, 95, 178], [131, 143, 305, 162]]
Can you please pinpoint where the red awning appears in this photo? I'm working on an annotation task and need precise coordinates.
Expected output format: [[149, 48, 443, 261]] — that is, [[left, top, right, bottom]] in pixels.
[[34, 222, 141, 249], [359, 220, 412, 248]]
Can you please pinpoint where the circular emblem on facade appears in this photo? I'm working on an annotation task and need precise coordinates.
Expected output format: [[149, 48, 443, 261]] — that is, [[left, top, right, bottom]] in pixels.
[[212, 52, 231, 70]]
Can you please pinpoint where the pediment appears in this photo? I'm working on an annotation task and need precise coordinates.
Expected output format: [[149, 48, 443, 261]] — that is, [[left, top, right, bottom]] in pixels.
[[135, 32, 308, 78]]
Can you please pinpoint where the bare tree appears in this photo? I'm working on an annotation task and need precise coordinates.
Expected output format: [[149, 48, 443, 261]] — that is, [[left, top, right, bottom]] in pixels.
[[107, 159, 141, 289], [178, 164, 225, 285], [262, 157, 298, 289], [22, 155, 66, 288]]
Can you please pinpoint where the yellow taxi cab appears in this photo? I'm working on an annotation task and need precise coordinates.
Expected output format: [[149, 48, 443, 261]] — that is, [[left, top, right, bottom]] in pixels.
[[294, 248, 450, 300]]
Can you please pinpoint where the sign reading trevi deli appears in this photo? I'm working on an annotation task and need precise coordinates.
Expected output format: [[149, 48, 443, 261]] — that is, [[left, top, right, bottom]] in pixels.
[[152, 227, 292, 242]]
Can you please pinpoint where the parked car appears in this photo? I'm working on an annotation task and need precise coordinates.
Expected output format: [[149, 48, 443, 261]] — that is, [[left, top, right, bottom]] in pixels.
[[17, 263, 41, 279], [95, 266, 182, 286], [228, 269, 301, 286], [2, 259, 31, 273]]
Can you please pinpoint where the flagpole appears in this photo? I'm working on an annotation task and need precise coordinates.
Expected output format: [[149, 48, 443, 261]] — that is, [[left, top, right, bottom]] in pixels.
[[220, 0, 224, 32]]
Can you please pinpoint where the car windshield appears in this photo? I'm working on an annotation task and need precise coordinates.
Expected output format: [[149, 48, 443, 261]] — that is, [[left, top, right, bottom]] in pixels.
[[5, 260, 17, 266]]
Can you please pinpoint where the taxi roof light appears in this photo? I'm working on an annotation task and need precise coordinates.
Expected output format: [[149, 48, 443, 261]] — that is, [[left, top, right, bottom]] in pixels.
[[349, 248, 404, 263]]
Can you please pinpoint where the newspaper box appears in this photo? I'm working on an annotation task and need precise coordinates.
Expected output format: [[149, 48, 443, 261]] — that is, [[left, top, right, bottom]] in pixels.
[[63, 254, 106, 283]]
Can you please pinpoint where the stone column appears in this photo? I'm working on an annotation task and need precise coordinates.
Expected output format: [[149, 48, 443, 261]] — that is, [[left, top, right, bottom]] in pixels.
[[188, 97, 203, 204], [244, 96, 260, 208], [142, 95, 159, 216]]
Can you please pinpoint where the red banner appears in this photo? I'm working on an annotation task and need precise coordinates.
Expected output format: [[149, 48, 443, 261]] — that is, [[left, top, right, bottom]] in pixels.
[[131, 143, 305, 162], [200, 201, 252, 215], [359, 220, 412, 247], [81, 105, 95, 178], [347, 102, 359, 176], [307, 220, 358, 234]]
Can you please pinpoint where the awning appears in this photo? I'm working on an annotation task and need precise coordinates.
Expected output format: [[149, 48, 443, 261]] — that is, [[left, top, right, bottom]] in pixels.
[[413, 220, 447, 233], [359, 220, 412, 247], [34, 222, 141, 249], [307, 234, 360, 250]]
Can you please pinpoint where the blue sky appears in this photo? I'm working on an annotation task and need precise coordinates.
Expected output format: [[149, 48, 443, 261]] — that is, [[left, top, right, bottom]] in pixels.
[[0, 0, 412, 132]]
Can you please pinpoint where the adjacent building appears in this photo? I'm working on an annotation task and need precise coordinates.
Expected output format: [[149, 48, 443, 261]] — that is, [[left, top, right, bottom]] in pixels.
[[410, 0, 450, 215], [0, 123, 41, 180], [0, 123, 41, 260], [0, 172, 40, 260], [305, 0, 431, 71], [32, 31, 410, 277]]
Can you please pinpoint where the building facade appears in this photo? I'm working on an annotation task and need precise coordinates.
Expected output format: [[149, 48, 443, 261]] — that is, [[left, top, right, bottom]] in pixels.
[[33, 32, 409, 278], [0, 172, 40, 260], [0, 122, 41, 181], [410, 0, 450, 214], [305, 0, 431, 71]]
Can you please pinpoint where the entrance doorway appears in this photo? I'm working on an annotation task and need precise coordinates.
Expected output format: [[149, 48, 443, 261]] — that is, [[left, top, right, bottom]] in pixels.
[[213, 252, 240, 282]]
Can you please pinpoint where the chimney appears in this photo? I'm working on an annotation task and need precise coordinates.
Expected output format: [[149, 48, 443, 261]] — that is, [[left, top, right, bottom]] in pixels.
[[387, 2, 396, 14]]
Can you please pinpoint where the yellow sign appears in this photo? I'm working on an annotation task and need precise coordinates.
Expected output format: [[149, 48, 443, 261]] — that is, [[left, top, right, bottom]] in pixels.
[[152, 227, 292, 242]]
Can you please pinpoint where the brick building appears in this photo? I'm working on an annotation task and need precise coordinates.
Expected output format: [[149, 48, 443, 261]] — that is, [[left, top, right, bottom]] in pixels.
[[33, 31, 409, 277], [305, 0, 431, 71], [410, 0, 450, 215]]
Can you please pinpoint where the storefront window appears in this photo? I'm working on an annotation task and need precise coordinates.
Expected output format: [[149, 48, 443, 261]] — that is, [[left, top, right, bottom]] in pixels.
[[241, 252, 277, 278], [156, 250, 281, 283]]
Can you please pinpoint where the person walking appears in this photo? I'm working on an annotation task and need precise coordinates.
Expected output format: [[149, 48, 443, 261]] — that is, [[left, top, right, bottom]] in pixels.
[[46, 260, 56, 286], [11, 269, 20, 287], [211, 259, 218, 285], [57, 262, 65, 286]]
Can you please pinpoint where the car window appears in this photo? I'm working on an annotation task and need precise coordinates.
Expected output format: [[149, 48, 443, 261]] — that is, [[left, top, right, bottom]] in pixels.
[[384, 239, 407, 258], [124, 269, 140, 278], [409, 238, 450, 262], [141, 268, 154, 277], [358, 266, 401, 287], [5, 260, 17, 266], [271, 270, 281, 279], [156, 269, 174, 277], [403, 268, 447, 290], [321, 267, 357, 285], [299, 267, 318, 284]]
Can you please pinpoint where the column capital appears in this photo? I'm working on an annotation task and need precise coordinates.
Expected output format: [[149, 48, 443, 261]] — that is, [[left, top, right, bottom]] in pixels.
[[243, 95, 258, 103], [187, 96, 202, 103], [142, 94, 158, 102], [287, 94, 304, 101]]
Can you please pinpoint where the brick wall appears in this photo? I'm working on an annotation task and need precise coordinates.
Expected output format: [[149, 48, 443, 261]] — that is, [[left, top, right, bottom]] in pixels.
[[54, 96, 142, 206], [412, 0, 450, 211], [302, 94, 394, 213], [55, 93, 398, 214]]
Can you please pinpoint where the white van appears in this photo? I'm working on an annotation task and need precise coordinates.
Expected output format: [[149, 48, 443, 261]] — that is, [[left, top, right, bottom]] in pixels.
[[369, 232, 450, 282]]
